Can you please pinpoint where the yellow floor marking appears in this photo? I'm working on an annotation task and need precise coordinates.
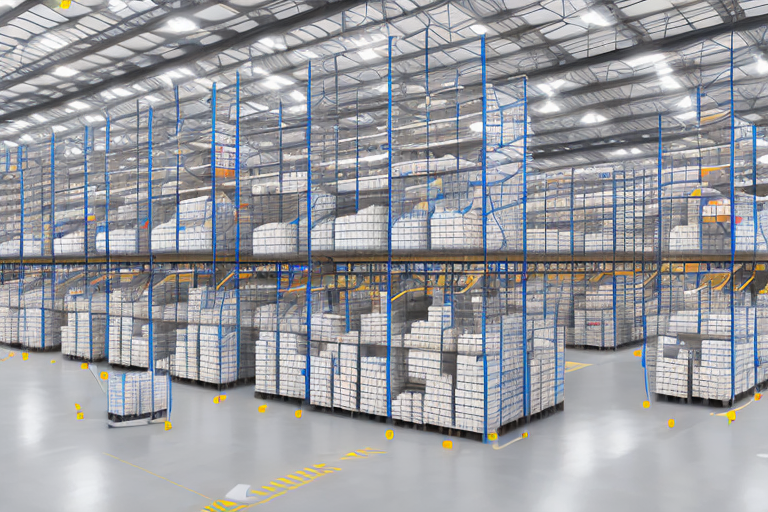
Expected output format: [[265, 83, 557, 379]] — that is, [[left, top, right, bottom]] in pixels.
[[565, 361, 591, 373], [492, 434, 525, 450], [710, 398, 754, 417], [103, 452, 211, 500]]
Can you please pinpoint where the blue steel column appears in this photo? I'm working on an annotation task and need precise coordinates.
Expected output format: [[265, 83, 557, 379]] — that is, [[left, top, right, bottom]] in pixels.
[[211, 83, 217, 283], [752, 125, 759, 389], [175, 86, 180, 254], [235, 73, 242, 380], [105, 116, 111, 362], [18, 146, 24, 351], [148, 107, 157, 414], [480, 35, 489, 441], [728, 34, 736, 403], [522, 76, 530, 418], [386, 37, 394, 418], [84, 127, 94, 361], [305, 63, 313, 403]]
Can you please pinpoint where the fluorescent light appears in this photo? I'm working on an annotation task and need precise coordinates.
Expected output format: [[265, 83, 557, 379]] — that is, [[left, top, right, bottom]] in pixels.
[[537, 101, 560, 114], [470, 24, 488, 35], [13, 121, 30, 129], [655, 63, 673, 75], [3, 140, 18, 147], [759, 154, 768, 165], [660, 75, 682, 90], [537, 80, 566, 96], [144, 95, 160, 103], [69, 101, 89, 110], [132, 84, 146, 92], [178, 68, 194, 76], [272, 76, 294, 85], [111, 88, 131, 97], [260, 37, 275, 48], [756, 57, 768, 75], [165, 18, 197, 33], [32, 114, 46, 122], [469, 122, 483, 133], [297, 50, 318, 59], [613, 149, 628, 155], [52, 125, 67, 133], [358, 48, 378, 61], [581, 113, 607, 124], [581, 11, 611, 27], [100, 91, 116, 100], [262, 79, 280, 90], [677, 96, 692, 109], [289, 90, 306, 102], [85, 115, 104, 123], [631, 148, 642, 155], [675, 111, 697, 121], [41, 37, 66, 50], [53, 66, 78, 77], [20, 135, 33, 143], [251, 66, 269, 76], [108, 0, 127, 12], [627, 53, 665, 67]]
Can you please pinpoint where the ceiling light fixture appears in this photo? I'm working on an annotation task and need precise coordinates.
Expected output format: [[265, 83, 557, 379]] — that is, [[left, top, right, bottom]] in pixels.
[[756, 57, 768, 75], [759, 154, 768, 164], [358, 48, 379, 61], [677, 96, 693, 109], [111, 88, 132, 97], [470, 24, 488, 35], [660, 75, 682, 90], [581, 11, 611, 27], [290, 90, 306, 102], [32, 114, 46, 123], [145, 95, 160, 103], [165, 18, 197, 33], [41, 37, 66, 50], [581, 113, 607, 124], [631, 148, 642, 155], [469, 122, 484, 133], [613, 149, 628, 155], [69, 101, 89, 110], [627, 53, 665, 67], [537, 101, 561, 114], [675, 111, 697, 121], [53, 66, 78, 78]]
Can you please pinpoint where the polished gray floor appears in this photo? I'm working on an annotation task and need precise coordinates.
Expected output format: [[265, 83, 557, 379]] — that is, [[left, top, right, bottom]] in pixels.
[[1, 347, 767, 512]]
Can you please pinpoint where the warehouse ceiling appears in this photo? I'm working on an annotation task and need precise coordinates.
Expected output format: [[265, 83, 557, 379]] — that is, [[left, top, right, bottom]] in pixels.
[[0, 0, 767, 172]]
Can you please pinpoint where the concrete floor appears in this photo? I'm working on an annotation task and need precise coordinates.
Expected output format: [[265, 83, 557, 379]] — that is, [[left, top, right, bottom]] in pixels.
[[1, 347, 767, 512]]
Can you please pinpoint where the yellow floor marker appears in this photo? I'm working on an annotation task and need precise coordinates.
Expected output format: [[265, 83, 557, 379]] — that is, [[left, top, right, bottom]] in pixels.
[[77, 412, 84, 420], [522, 432, 528, 439], [385, 430, 394, 440], [442, 440, 453, 449], [295, 410, 302, 419], [22, 353, 28, 361], [100, 372, 109, 380], [213, 395, 227, 404], [50, 360, 56, 364], [668, 419, 675, 428], [756, 393, 762, 401], [258, 404, 267, 413], [74, 403, 81, 411], [633, 349, 642, 357], [164, 421, 173, 431], [80, 362, 88, 369], [643, 400, 650, 409], [8, 351, 14, 357], [487, 432, 497, 441]]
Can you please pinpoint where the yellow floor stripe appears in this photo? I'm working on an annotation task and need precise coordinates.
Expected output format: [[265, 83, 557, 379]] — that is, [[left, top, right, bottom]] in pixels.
[[103, 452, 211, 500], [711, 398, 754, 417], [565, 361, 591, 373], [492, 434, 525, 451]]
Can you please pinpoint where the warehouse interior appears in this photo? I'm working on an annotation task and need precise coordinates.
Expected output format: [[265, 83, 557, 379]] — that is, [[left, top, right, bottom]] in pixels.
[[2, 0, 768, 510]]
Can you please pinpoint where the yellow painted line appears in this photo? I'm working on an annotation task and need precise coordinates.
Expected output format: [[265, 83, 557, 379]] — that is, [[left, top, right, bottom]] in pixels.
[[103, 452, 211, 500], [710, 398, 754, 417], [492, 434, 525, 450], [565, 361, 591, 373]]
